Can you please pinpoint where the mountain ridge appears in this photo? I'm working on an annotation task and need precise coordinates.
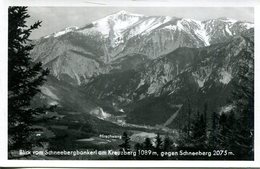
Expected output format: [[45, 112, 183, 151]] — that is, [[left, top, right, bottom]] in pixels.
[[41, 11, 253, 40], [30, 11, 254, 128], [31, 11, 253, 85], [32, 23, 254, 128]]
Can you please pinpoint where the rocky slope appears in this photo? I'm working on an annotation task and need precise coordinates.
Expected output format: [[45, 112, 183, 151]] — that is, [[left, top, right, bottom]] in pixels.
[[31, 11, 253, 85], [31, 11, 254, 128], [83, 28, 254, 127]]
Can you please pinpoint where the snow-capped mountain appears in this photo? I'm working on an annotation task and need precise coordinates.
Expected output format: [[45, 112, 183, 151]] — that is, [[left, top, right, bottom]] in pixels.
[[31, 11, 253, 86], [31, 10, 254, 128], [84, 28, 254, 126], [44, 26, 79, 38], [203, 17, 253, 44]]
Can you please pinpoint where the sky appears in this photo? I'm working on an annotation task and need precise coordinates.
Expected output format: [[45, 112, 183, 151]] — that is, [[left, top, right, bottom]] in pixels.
[[27, 7, 254, 39]]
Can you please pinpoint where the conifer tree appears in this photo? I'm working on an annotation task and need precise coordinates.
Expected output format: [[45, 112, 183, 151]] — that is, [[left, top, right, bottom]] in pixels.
[[155, 133, 162, 151], [231, 49, 254, 159], [203, 103, 208, 132], [163, 135, 174, 159], [209, 111, 219, 149], [191, 111, 207, 149], [134, 143, 143, 160], [8, 7, 50, 153], [118, 132, 132, 159], [154, 133, 163, 159], [187, 99, 192, 139], [218, 113, 229, 148], [141, 137, 154, 159], [143, 137, 153, 150], [203, 103, 208, 146], [119, 132, 131, 152], [163, 135, 173, 151]]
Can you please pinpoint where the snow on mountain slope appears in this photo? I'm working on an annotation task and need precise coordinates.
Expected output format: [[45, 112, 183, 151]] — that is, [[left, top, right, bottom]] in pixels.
[[93, 10, 143, 36], [44, 26, 79, 38], [83, 31, 254, 127], [31, 11, 253, 85], [176, 19, 210, 46], [203, 18, 253, 44], [41, 12, 253, 48]]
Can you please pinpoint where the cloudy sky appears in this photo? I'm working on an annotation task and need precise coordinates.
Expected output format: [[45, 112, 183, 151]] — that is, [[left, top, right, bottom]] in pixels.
[[27, 7, 254, 39]]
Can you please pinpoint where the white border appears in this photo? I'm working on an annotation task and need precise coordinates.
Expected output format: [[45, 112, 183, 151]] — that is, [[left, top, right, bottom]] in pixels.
[[0, 0, 260, 167], [5, 0, 260, 7]]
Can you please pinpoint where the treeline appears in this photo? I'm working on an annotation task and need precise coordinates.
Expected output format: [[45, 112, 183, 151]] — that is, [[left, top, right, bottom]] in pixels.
[[118, 47, 254, 160], [177, 105, 253, 160], [179, 46, 254, 160], [118, 132, 175, 160], [118, 106, 253, 160]]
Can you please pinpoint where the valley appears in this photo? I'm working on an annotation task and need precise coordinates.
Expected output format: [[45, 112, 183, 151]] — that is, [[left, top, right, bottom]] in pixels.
[[27, 10, 254, 160]]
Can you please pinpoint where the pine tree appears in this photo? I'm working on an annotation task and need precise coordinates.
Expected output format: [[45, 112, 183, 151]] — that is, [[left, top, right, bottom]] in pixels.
[[203, 103, 208, 132], [163, 135, 173, 151], [230, 48, 254, 160], [141, 137, 154, 159], [203, 103, 208, 146], [209, 111, 219, 149], [134, 143, 143, 160], [154, 133, 163, 159], [187, 99, 192, 139], [162, 135, 174, 159], [118, 132, 132, 159], [218, 113, 229, 148], [8, 7, 50, 154], [119, 132, 131, 152], [191, 111, 207, 149], [143, 137, 153, 150]]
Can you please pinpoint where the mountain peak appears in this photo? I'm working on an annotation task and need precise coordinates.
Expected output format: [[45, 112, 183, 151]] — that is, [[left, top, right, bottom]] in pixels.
[[217, 17, 238, 23], [44, 26, 78, 38], [117, 10, 130, 15], [90, 10, 144, 37], [113, 10, 143, 17]]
